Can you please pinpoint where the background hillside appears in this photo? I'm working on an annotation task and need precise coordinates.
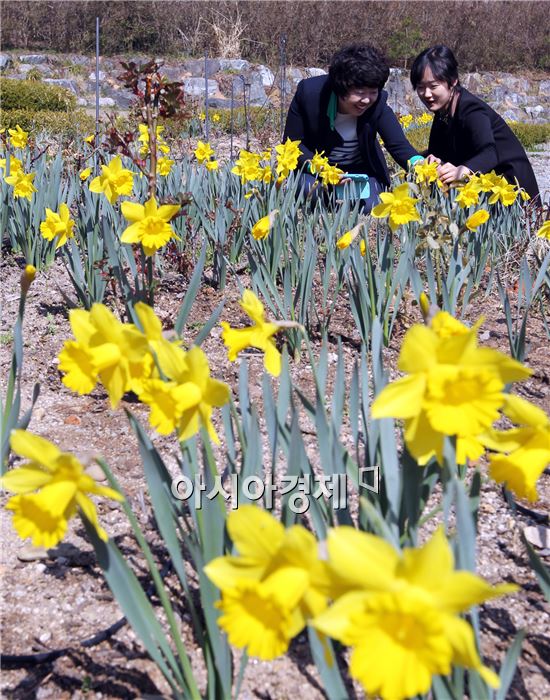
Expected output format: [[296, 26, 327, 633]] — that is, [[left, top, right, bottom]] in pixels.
[[1, 0, 549, 72]]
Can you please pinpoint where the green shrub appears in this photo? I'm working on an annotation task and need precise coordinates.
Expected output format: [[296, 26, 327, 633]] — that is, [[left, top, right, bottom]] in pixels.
[[508, 121, 550, 150], [401, 122, 550, 156], [0, 78, 76, 112], [0, 109, 95, 140]]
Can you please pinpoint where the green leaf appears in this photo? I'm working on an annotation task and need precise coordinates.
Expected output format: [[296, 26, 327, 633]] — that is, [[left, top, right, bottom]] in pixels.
[[495, 629, 526, 700], [307, 627, 349, 700]]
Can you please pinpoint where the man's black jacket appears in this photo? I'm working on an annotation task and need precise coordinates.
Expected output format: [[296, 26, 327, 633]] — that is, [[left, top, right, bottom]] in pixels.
[[428, 87, 539, 198], [283, 75, 419, 186]]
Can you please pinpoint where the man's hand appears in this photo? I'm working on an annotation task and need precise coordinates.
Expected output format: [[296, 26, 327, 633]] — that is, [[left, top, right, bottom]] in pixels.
[[436, 162, 472, 184]]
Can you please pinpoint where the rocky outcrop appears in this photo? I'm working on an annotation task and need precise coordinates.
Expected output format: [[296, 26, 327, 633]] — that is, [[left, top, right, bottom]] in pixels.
[[0, 51, 548, 122]]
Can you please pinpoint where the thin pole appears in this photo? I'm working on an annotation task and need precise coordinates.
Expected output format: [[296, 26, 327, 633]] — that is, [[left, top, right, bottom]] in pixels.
[[279, 34, 287, 139], [230, 82, 234, 161], [95, 16, 100, 174], [204, 51, 210, 142]]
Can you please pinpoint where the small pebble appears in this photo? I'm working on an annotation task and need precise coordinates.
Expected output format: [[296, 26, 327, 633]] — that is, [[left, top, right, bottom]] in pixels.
[[17, 545, 48, 562], [85, 463, 107, 481], [39, 632, 51, 644]]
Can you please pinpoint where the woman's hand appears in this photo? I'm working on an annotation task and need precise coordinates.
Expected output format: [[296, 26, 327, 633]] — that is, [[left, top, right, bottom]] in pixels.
[[436, 162, 472, 184], [425, 154, 442, 165]]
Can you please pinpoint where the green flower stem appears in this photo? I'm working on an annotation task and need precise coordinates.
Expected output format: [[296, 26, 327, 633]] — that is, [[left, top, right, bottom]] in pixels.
[[95, 458, 202, 700]]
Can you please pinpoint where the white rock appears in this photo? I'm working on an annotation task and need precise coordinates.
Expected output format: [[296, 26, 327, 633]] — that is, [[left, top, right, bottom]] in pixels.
[[256, 64, 275, 87], [219, 58, 250, 71], [88, 70, 106, 82], [305, 67, 327, 77], [183, 77, 219, 97]]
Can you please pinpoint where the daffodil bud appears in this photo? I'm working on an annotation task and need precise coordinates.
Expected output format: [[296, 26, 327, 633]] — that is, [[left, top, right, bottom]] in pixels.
[[21, 264, 36, 296]]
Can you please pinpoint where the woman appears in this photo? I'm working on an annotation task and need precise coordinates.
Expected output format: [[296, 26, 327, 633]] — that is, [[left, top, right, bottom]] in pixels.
[[284, 44, 422, 212], [410, 45, 540, 200]]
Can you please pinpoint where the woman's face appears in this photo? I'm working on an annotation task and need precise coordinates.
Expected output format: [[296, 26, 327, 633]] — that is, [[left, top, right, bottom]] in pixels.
[[416, 66, 457, 112], [338, 86, 379, 116]]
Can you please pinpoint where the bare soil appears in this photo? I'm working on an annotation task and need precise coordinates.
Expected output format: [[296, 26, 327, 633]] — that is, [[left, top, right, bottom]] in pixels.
[[1, 235, 549, 699]]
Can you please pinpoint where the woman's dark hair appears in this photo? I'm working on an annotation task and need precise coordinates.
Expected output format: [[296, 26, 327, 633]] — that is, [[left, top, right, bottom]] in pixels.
[[410, 45, 459, 89], [329, 44, 390, 95]]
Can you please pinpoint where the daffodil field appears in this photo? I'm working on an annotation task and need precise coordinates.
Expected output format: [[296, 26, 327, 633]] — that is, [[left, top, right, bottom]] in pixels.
[[1, 63, 550, 699]]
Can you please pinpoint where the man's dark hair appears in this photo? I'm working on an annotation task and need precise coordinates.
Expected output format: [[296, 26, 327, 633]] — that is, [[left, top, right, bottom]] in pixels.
[[328, 44, 390, 95], [410, 45, 459, 89]]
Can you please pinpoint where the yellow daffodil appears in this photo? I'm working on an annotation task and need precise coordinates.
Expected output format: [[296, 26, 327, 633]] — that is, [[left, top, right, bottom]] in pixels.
[[212, 113, 221, 123], [537, 220, 550, 240], [84, 134, 95, 144], [399, 113, 413, 129], [258, 165, 273, 183], [476, 171, 503, 192], [309, 150, 329, 175], [372, 183, 422, 232], [0, 156, 23, 176], [465, 209, 490, 231], [414, 160, 439, 185], [120, 197, 181, 256], [416, 113, 433, 125], [194, 140, 215, 163], [455, 180, 481, 208], [371, 311, 531, 465], [39, 203, 76, 248], [251, 210, 278, 241], [313, 526, 515, 699], [205, 159, 219, 171], [79, 167, 92, 181], [139, 342, 230, 443], [231, 149, 263, 184], [4, 170, 37, 200], [58, 303, 152, 408], [488, 180, 518, 206], [275, 138, 302, 181], [360, 239, 366, 256], [336, 222, 364, 250], [8, 124, 29, 149], [137, 124, 170, 157], [318, 163, 344, 186], [89, 156, 134, 204], [156, 156, 175, 176], [204, 505, 330, 659], [2, 430, 122, 548], [482, 394, 550, 501], [221, 290, 286, 377]]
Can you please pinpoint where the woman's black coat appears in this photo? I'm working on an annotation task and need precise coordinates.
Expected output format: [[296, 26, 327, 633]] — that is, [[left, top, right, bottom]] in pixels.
[[283, 75, 419, 186], [427, 87, 540, 198]]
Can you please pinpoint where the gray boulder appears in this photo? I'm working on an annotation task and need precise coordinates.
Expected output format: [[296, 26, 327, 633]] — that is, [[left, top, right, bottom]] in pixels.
[[286, 67, 303, 85], [0, 54, 13, 71], [183, 77, 219, 97], [231, 75, 267, 105], [219, 59, 250, 71], [66, 54, 89, 66], [182, 58, 220, 77], [255, 64, 275, 87], [43, 78, 78, 94], [539, 80, 550, 97], [19, 53, 49, 65], [88, 70, 106, 82], [304, 67, 327, 77], [98, 97, 116, 107]]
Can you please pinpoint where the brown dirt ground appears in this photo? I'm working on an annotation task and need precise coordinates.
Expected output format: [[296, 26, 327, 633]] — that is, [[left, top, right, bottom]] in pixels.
[[1, 227, 549, 699]]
